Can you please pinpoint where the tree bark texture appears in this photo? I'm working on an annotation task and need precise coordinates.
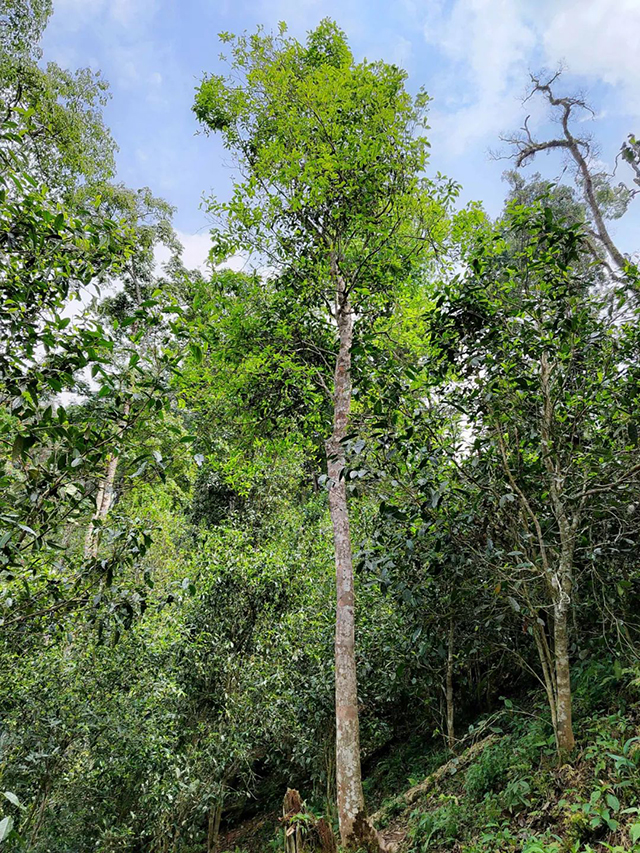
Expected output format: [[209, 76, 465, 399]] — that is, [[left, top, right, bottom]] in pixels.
[[446, 618, 455, 752], [325, 257, 372, 849], [553, 601, 575, 756], [540, 351, 576, 757]]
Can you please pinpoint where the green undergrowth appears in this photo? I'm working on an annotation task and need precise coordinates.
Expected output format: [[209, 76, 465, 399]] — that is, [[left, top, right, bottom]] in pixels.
[[364, 734, 451, 813], [219, 658, 640, 853], [384, 660, 640, 853]]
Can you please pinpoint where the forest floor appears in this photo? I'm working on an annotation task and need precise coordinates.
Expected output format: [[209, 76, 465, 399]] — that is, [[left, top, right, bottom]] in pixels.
[[218, 666, 640, 853]]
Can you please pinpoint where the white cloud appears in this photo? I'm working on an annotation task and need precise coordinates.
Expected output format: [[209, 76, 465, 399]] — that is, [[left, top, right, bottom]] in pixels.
[[157, 231, 245, 275], [154, 230, 212, 273], [374, 34, 413, 70], [424, 0, 534, 94], [52, 0, 105, 29], [110, 0, 158, 27], [155, 230, 252, 275], [46, 0, 165, 95], [543, 0, 640, 113], [51, 0, 158, 29], [422, 0, 537, 156], [420, 0, 640, 159], [155, 231, 269, 278], [103, 39, 167, 97], [223, 254, 251, 273], [179, 231, 213, 272]]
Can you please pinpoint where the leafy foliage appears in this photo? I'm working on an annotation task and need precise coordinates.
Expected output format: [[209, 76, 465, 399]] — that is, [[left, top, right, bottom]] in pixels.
[[2, 9, 640, 853]]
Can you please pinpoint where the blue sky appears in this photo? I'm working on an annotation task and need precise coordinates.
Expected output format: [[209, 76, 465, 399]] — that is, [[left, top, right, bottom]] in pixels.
[[42, 0, 640, 269]]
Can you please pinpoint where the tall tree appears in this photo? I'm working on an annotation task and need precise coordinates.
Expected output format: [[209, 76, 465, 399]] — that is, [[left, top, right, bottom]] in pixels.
[[82, 185, 182, 559], [0, 120, 182, 626], [0, 114, 139, 619], [194, 20, 451, 846], [0, 0, 116, 199]]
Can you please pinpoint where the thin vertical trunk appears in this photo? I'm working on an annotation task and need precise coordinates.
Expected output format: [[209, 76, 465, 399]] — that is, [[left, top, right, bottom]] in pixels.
[[28, 803, 46, 850], [326, 256, 378, 850], [84, 453, 118, 559], [207, 800, 222, 853], [532, 619, 558, 749], [446, 617, 455, 752], [540, 351, 576, 758], [561, 118, 627, 273], [84, 400, 131, 559], [326, 290, 364, 844], [553, 601, 575, 756], [25, 781, 50, 850]]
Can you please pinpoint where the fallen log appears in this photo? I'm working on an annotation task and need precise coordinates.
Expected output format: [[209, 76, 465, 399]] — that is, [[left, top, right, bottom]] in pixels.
[[371, 734, 497, 824]]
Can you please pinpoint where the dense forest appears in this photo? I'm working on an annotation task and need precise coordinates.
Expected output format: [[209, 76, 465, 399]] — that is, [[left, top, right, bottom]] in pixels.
[[1, 3, 640, 852]]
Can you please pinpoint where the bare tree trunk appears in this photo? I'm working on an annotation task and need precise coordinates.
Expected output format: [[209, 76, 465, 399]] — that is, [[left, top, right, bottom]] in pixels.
[[284, 789, 304, 853], [326, 257, 379, 850], [540, 351, 576, 758], [26, 781, 50, 850], [84, 400, 131, 559], [282, 789, 338, 853], [446, 617, 455, 752], [553, 600, 575, 756], [84, 454, 118, 558], [326, 291, 364, 846]]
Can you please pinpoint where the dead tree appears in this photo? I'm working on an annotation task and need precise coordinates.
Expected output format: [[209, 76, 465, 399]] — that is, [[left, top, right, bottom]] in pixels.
[[500, 72, 633, 275], [281, 789, 337, 853]]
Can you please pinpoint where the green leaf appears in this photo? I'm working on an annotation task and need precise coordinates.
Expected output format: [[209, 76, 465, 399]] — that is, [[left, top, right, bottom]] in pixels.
[[3, 792, 21, 809], [606, 794, 620, 813], [0, 816, 13, 841]]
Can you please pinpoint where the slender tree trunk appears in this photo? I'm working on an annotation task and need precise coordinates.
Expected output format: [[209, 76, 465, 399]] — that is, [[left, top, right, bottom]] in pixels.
[[446, 617, 455, 752], [531, 618, 559, 749], [84, 400, 131, 559], [326, 295, 364, 845], [84, 453, 118, 559], [207, 800, 222, 853], [540, 351, 576, 758], [28, 800, 47, 850], [564, 129, 627, 273], [325, 257, 378, 850], [553, 600, 575, 756], [25, 780, 50, 850]]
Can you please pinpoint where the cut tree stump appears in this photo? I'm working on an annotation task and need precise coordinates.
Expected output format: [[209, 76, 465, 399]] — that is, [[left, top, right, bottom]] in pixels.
[[281, 788, 337, 853]]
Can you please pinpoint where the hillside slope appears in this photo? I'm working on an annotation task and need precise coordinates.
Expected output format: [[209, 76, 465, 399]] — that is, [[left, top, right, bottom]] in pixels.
[[219, 662, 640, 853]]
